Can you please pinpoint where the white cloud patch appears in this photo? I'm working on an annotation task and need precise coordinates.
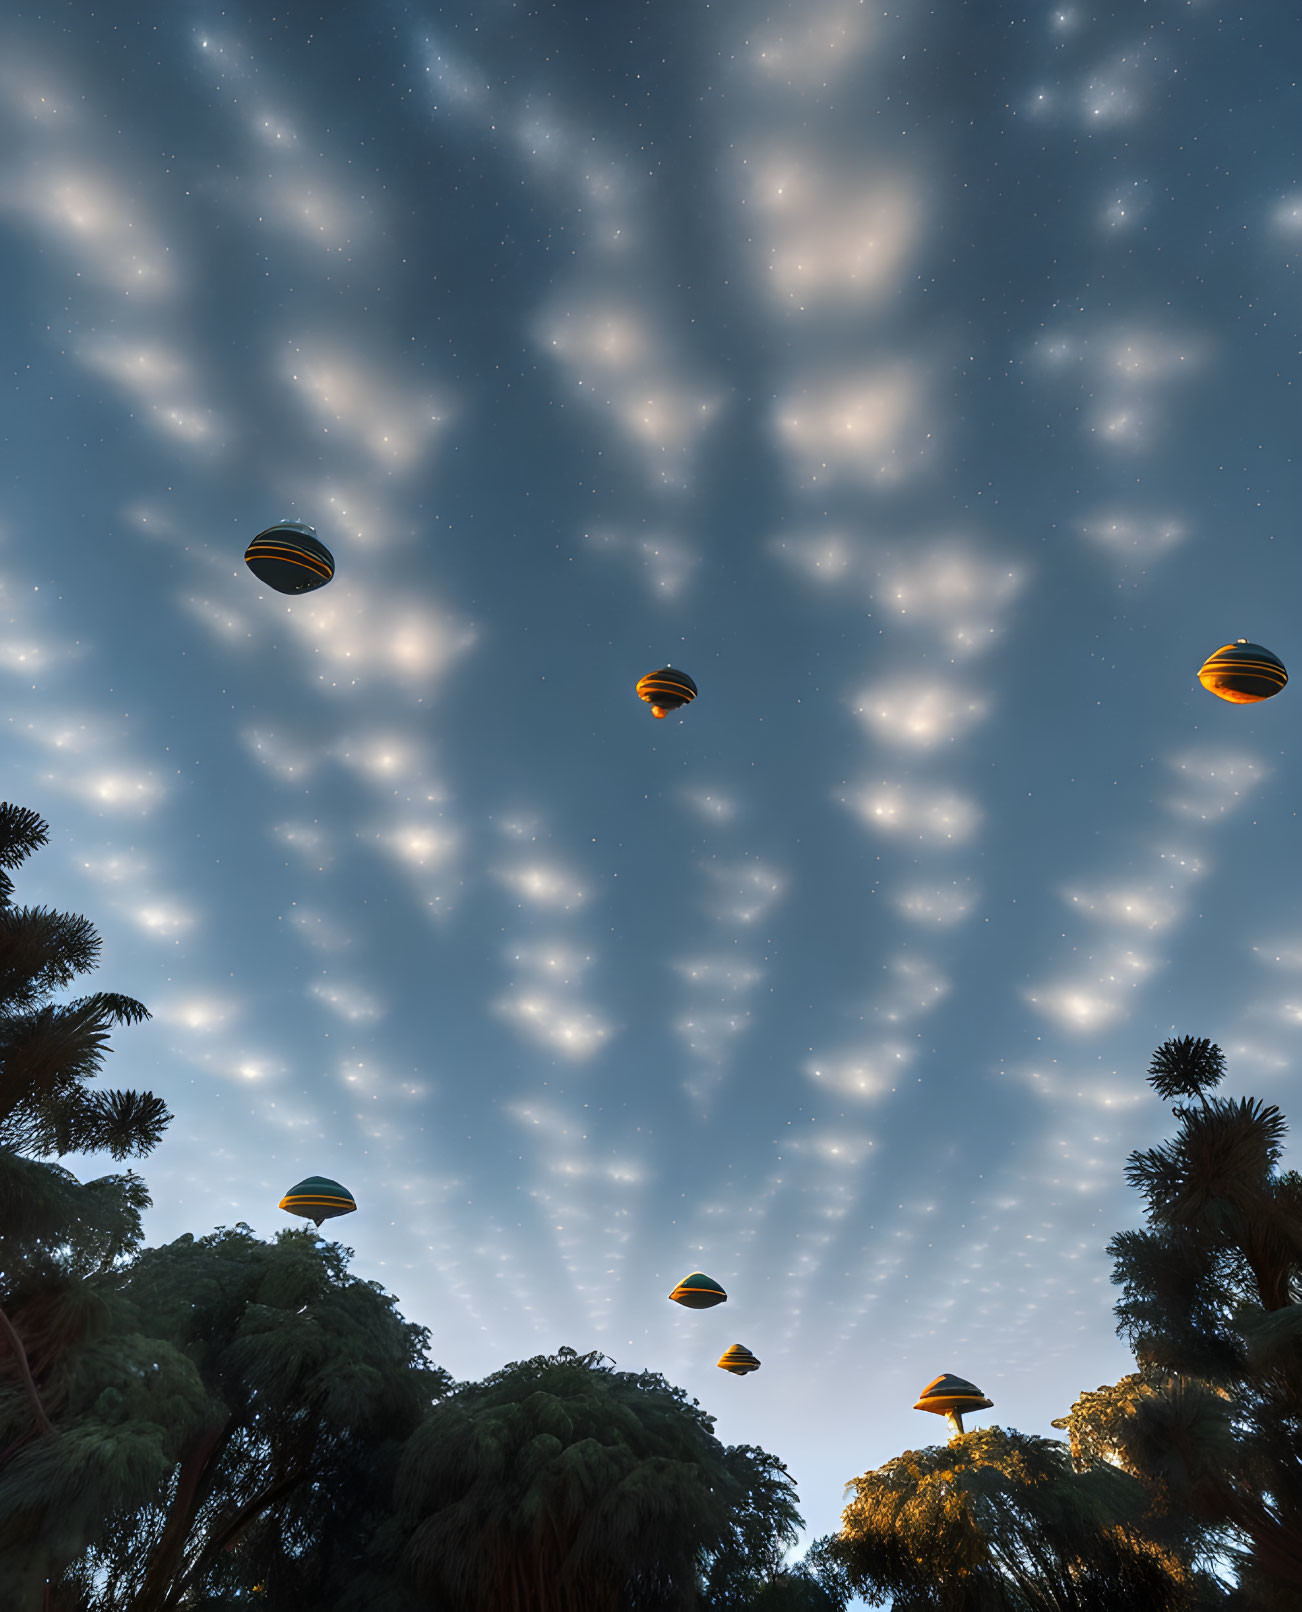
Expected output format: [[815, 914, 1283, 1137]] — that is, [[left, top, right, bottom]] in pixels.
[[288, 907, 351, 952], [679, 787, 739, 824], [741, 148, 920, 310], [0, 165, 175, 295], [893, 878, 980, 926], [838, 780, 981, 845], [1076, 511, 1187, 566], [308, 980, 385, 1023], [281, 339, 449, 472], [1061, 880, 1183, 932], [1166, 749, 1268, 822], [849, 679, 989, 750], [701, 860, 786, 926], [333, 732, 440, 791], [372, 820, 462, 915], [242, 727, 321, 784], [184, 596, 254, 646], [57, 767, 168, 816], [1080, 40, 1168, 128], [1032, 320, 1208, 454], [259, 172, 375, 255], [672, 954, 765, 1082], [497, 861, 591, 912], [769, 529, 860, 587], [804, 1043, 911, 1100], [1025, 946, 1158, 1034], [0, 50, 81, 125], [76, 850, 150, 885], [266, 580, 476, 696], [874, 542, 1025, 656], [1100, 179, 1149, 233], [271, 820, 334, 868], [77, 337, 222, 447], [1272, 193, 1302, 237], [775, 363, 932, 488], [874, 955, 950, 1025], [157, 995, 240, 1033], [745, 0, 879, 87], [538, 298, 721, 488], [272, 478, 406, 551], [585, 527, 700, 602], [495, 939, 615, 1061], [130, 898, 198, 939]]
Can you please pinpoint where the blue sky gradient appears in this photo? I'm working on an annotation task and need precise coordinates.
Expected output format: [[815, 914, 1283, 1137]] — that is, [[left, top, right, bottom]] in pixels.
[[2, 0, 1300, 1560]]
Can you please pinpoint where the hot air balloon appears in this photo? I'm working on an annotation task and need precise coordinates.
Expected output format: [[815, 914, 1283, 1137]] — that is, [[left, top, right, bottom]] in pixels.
[[716, 1344, 760, 1376], [245, 522, 335, 595], [636, 667, 697, 719], [914, 1372, 993, 1436], [279, 1175, 356, 1228], [669, 1272, 727, 1309], [1197, 640, 1287, 704]]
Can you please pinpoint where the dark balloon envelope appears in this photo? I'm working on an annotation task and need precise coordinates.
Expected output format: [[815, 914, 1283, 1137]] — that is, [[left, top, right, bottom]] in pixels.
[[1197, 640, 1287, 704], [716, 1344, 760, 1376], [245, 522, 335, 595], [279, 1175, 356, 1228], [669, 1272, 727, 1309], [636, 667, 697, 719]]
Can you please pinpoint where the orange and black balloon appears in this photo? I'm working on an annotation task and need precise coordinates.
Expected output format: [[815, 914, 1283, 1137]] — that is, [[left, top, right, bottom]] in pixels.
[[716, 1344, 760, 1376], [245, 522, 335, 595], [1197, 641, 1287, 704], [636, 667, 697, 720]]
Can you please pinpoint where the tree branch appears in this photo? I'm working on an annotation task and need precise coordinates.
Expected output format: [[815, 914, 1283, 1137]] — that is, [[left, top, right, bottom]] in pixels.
[[168, 1459, 314, 1605], [0, 1300, 56, 1439]]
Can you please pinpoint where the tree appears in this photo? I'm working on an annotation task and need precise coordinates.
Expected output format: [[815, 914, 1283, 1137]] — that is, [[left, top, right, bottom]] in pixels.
[[830, 1425, 1194, 1610], [390, 1346, 808, 1612], [56, 1225, 450, 1611], [0, 802, 167, 1162], [0, 1151, 211, 1608], [1099, 1036, 1302, 1607], [0, 803, 184, 1610]]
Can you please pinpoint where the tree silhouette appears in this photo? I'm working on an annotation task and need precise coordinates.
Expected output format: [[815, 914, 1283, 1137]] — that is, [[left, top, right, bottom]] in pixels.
[[1099, 1036, 1302, 1607], [0, 803, 181, 1609]]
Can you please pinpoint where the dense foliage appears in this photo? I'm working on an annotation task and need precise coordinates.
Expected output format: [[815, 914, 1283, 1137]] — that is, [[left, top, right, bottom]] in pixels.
[[831, 1424, 1193, 1610], [1073, 1036, 1302, 1608]]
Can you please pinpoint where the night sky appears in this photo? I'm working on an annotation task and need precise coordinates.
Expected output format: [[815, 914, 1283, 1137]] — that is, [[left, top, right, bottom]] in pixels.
[[2, 0, 1301, 1559]]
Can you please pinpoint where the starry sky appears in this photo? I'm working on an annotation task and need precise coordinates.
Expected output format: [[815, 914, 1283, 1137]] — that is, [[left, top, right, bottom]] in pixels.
[[3, 0, 1301, 1564]]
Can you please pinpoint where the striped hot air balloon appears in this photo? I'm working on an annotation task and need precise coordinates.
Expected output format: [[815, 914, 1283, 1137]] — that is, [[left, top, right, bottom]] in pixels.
[[245, 522, 335, 595], [914, 1372, 993, 1435], [1197, 640, 1287, 704], [279, 1175, 356, 1228], [669, 1272, 727, 1309], [636, 667, 697, 719], [716, 1344, 760, 1376]]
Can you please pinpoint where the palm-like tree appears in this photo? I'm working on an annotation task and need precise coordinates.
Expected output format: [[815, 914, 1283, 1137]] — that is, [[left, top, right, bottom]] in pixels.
[[0, 803, 168, 1162], [0, 803, 175, 1607], [1103, 1036, 1302, 1606], [1, 803, 170, 1399]]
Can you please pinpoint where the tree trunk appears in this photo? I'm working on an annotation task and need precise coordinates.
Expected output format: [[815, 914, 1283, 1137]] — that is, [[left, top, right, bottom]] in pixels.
[[0, 1301, 55, 1439], [166, 1460, 311, 1606], [127, 1416, 231, 1612]]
